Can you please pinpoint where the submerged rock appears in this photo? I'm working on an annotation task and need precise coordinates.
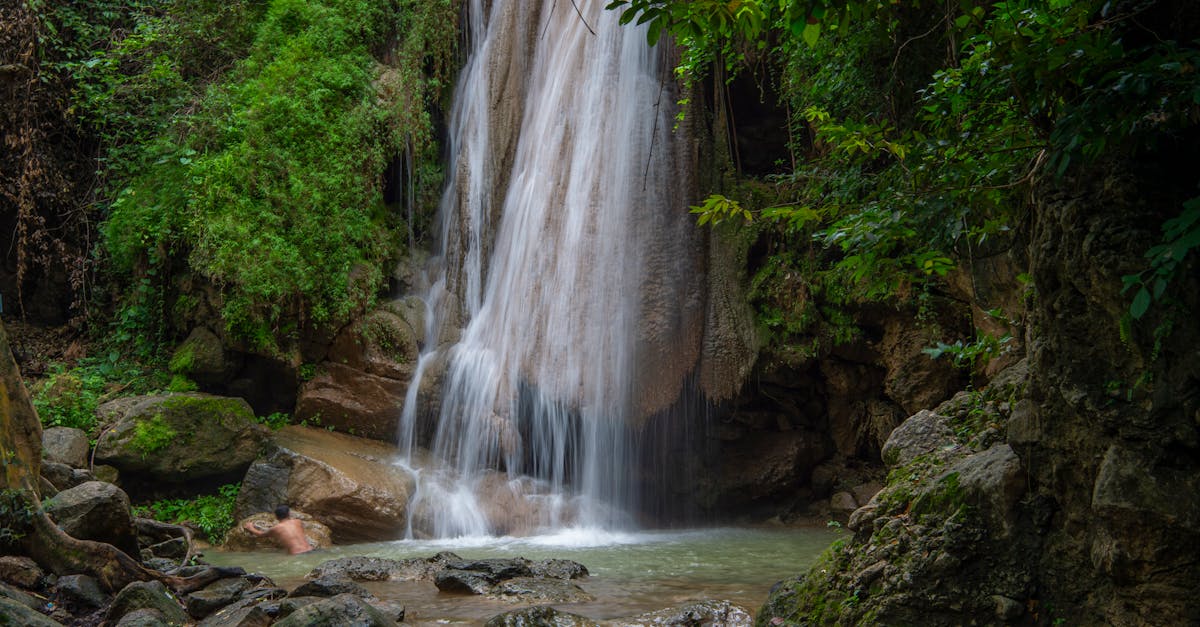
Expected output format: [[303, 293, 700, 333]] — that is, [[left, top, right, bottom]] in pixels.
[[608, 599, 752, 626], [288, 577, 372, 600], [489, 577, 592, 604]]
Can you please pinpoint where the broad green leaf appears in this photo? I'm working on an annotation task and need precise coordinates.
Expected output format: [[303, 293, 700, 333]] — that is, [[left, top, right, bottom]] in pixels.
[[1130, 287, 1152, 319], [802, 21, 820, 46]]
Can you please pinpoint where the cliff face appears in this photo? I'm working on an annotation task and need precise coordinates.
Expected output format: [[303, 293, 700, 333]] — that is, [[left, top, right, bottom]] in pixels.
[[1017, 168, 1200, 622], [757, 165, 1200, 625]]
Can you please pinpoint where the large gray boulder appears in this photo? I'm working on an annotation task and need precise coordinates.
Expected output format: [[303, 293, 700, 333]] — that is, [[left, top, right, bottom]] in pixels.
[[880, 408, 958, 468], [94, 394, 267, 483], [105, 581, 189, 626], [42, 426, 89, 468], [43, 481, 139, 556]]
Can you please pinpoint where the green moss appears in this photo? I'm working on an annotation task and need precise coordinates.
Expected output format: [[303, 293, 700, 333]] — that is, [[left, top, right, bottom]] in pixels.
[[132, 414, 177, 457], [911, 471, 970, 522], [166, 375, 198, 392], [167, 345, 195, 374]]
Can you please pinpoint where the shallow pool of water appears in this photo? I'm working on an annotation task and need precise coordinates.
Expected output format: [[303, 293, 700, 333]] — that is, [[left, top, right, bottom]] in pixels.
[[205, 526, 838, 625]]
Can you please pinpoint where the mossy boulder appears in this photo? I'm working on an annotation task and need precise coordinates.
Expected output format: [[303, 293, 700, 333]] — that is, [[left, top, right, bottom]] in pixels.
[[169, 327, 238, 385], [94, 394, 267, 483]]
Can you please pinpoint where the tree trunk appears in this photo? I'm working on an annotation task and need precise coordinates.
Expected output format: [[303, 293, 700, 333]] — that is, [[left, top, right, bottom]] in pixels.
[[0, 319, 42, 492]]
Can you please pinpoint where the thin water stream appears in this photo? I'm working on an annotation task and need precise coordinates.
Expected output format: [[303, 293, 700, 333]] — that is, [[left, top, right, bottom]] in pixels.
[[207, 526, 839, 624]]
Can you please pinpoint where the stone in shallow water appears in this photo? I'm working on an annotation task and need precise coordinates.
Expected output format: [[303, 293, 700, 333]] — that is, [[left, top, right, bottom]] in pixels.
[[485, 605, 598, 627], [489, 577, 593, 604], [306, 553, 461, 582], [608, 599, 753, 627], [288, 576, 372, 600], [271, 593, 397, 627]]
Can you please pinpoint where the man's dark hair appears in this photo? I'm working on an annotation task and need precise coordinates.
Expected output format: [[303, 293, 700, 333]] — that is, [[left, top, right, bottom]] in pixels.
[[275, 505, 290, 520]]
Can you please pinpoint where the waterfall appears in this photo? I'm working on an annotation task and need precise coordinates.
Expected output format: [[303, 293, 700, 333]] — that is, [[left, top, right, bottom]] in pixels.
[[397, 0, 708, 538]]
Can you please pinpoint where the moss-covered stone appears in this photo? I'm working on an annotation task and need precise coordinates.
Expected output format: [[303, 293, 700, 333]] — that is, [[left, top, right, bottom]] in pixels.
[[94, 393, 266, 483]]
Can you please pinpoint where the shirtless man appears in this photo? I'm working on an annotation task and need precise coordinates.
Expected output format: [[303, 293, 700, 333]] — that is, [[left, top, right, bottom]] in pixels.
[[243, 505, 312, 554]]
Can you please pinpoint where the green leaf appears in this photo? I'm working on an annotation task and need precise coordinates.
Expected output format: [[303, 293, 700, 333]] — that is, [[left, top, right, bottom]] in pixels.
[[1130, 287, 1152, 319], [648, 19, 663, 46], [801, 21, 821, 46], [1153, 277, 1167, 299]]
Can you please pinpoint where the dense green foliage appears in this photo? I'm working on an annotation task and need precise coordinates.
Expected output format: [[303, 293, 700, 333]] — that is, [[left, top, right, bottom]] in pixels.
[[133, 483, 240, 543], [617, 0, 1200, 354], [31, 358, 171, 433], [33, 0, 458, 353]]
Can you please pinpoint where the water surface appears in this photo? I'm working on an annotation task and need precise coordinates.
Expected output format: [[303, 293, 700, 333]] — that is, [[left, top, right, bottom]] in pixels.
[[206, 526, 838, 624]]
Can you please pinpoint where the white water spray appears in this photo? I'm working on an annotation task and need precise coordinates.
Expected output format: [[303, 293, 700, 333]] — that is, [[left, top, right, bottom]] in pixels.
[[398, 0, 693, 538]]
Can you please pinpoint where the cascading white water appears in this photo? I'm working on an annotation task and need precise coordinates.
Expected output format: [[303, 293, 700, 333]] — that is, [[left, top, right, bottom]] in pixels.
[[397, 0, 694, 538]]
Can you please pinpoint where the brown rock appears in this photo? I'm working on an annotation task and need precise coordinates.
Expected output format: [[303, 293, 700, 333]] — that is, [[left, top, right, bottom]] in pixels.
[[293, 363, 408, 442], [0, 556, 43, 588], [326, 309, 419, 381], [223, 511, 332, 553], [716, 430, 831, 511], [878, 315, 967, 416], [242, 427, 417, 543]]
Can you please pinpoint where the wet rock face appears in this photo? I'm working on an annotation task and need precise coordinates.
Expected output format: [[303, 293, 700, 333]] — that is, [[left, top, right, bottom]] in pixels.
[[758, 366, 1037, 626], [1015, 172, 1200, 623], [294, 301, 423, 442], [233, 426, 415, 543]]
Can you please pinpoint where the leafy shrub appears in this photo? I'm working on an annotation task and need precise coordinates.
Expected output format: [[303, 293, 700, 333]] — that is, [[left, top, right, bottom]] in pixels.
[[259, 412, 291, 430], [31, 357, 172, 433], [134, 483, 240, 543], [94, 0, 460, 351]]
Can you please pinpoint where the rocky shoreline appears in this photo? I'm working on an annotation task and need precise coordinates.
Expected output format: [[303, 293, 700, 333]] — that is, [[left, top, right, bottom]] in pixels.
[[0, 545, 754, 626]]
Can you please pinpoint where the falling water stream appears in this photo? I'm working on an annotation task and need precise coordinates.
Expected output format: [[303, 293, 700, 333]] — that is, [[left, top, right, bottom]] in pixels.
[[396, 0, 696, 537]]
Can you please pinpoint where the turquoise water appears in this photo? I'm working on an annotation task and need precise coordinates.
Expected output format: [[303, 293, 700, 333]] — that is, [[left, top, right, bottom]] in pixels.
[[206, 526, 838, 625]]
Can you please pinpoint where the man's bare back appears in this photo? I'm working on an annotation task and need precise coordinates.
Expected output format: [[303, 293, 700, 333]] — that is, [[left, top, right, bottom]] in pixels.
[[244, 506, 312, 554]]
